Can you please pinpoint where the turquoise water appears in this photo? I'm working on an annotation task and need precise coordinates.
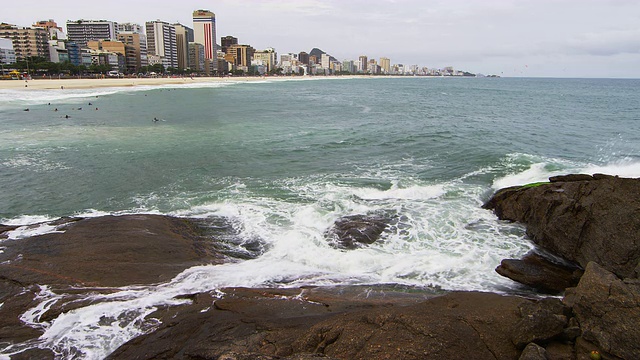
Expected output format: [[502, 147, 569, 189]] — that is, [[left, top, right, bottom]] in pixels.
[[0, 77, 639, 358], [1, 77, 638, 218]]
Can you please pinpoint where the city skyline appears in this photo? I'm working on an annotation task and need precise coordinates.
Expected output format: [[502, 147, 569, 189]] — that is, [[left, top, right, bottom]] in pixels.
[[3, 0, 640, 78]]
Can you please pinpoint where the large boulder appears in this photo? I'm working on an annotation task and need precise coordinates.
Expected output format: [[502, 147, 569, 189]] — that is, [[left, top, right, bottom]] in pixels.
[[563, 262, 640, 360], [325, 214, 390, 249], [510, 298, 570, 348], [484, 174, 640, 279], [496, 252, 584, 293]]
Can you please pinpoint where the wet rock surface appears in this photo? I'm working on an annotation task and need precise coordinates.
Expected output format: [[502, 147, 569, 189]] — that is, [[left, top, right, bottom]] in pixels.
[[0, 214, 228, 357], [496, 252, 584, 294], [484, 174, 640, 279], [0, 214, 226, 288], [564, 262, 640, 360], [325, 214, 390, 249], [109, 288, 527, 360]]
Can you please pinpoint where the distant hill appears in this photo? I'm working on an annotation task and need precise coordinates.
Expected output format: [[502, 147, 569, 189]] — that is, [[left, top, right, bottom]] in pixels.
[[309, 48, 338, 63]]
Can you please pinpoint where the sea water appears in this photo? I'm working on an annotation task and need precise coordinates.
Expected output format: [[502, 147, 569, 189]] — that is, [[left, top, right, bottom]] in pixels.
[[0, 77, 639, 358]]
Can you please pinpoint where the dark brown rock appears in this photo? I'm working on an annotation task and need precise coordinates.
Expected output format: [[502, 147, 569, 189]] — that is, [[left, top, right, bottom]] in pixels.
[[544, 342, 574, 360], [519, 343, 548, 360], [0, 214, 226, 288], [0, 224, 19, 238], [549, 174, 594, 183], [0, 214, 229, 354], [564, 262, 640, 360], [496, 252, 584, 293], [484, 175, 640, 279], [511, 298, 569, 348], [109, 288, 530, 360], [325, 214, 390, 249]]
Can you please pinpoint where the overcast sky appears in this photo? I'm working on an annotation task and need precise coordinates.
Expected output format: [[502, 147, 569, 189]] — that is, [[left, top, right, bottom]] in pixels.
[[5, 0, 640, 78]]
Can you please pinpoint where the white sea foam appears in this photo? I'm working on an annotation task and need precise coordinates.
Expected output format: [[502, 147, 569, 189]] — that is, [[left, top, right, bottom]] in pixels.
[[580, 159, 640, 178], [5, 224, 65, 240], [1, 214, 56, 226], [0, 81, 239, 110], [493, 156, 640, 189], [0, 172, 537, 358]]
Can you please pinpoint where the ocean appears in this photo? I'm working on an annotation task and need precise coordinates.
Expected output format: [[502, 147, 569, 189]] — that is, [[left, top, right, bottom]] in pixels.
[[1, 77, 639, 358]]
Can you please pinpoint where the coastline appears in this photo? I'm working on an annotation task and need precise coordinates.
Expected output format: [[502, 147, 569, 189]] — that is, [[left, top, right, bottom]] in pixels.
[[0, 75, 384, 90]]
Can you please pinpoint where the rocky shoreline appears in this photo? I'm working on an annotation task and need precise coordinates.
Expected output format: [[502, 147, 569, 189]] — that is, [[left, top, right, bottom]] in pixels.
[[1, 174, 638, 359]]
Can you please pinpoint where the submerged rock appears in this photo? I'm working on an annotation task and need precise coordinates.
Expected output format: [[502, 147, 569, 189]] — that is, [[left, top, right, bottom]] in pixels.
[[325, 214, 390, 249], [484, 174, 640, 280]]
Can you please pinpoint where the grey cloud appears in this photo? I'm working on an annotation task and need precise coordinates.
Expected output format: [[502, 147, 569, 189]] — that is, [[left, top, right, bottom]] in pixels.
[[565, 30, 640, 56]]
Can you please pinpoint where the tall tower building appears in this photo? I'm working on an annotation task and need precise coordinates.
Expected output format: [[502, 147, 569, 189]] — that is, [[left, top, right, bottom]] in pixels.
[[145, 20, 177, 69], [174, 23, 193, 70], [379, 57, 391, 74], [66, 20, 117, 49], [358, 55, 368, 73], [298, 52, 309, 65], [192, 10, 217, 60]]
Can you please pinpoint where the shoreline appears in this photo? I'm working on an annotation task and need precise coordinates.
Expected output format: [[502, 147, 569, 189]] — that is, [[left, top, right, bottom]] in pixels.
[[0, 75, 398, 90]]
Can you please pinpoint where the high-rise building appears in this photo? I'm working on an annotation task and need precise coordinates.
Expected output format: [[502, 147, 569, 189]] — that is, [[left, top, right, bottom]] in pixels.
[[145, 20, 177, 69], [379, 57, 391, 74], [66, 20, 117, 49], [192, 10, 217, 60], [221, 35, 237, 54], [358, 55, 368, 73], [298, 52, 309, 65], [117, 23, 147, 72], [117, 32, 148, 71], [342, 60, 355, 74], [173, 23, 193, 70], [87, 40, 127, 71], [253, 47, 277, 72], [0, 37, 16, 65], [226, 44, 254, 67], [117, 23, 144, 34], [33, 19, 65, 40], [0, 23, 50, 60], [189, 42, 205, 72], [321, 53, 330, 69]]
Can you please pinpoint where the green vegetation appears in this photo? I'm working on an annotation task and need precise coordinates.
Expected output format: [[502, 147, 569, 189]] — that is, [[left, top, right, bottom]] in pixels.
[[519, 182, 549, 189]]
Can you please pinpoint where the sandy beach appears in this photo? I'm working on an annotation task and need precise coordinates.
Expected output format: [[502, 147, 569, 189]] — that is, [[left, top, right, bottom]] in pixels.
[[0, 75, 378, 90], [0, 76, 286, 90]]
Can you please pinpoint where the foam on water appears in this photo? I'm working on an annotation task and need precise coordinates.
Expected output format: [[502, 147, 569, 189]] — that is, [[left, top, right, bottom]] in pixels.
[[6, 153, 638, 357], [5, 224, 65, 240], [581, 159, 640, 178], [0, 168, 538, 358], [493, 154, 640, 189], [0, 76, 342, 111], [0, 81, 239, 110]]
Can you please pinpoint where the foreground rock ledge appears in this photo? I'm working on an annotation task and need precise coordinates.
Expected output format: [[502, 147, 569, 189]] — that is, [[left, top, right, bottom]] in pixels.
[[0, 214, 226, 287]]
